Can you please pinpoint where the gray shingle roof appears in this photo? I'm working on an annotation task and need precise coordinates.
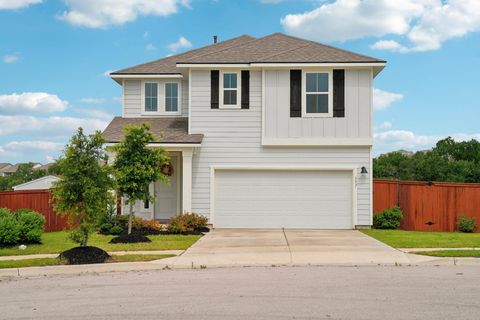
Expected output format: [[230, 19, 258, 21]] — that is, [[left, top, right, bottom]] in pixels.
[[102, 117, 203, 144], [111, 33, 384, 75], [111, 35, 255, 75]]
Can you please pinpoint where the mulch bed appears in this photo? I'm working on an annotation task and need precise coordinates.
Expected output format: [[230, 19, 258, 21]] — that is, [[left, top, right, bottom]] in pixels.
[[59, 246, 110, 265], [109, 233, 152, 244]]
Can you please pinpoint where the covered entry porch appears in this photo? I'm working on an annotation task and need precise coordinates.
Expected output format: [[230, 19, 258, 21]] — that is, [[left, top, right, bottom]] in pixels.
[[120, 147, 195, 221], [102, 117, 203, 221]]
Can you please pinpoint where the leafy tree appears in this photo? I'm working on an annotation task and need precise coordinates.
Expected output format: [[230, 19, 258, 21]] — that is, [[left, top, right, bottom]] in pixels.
[[373, 137, 480, 183], [112, 123, 169, 234], [0, 163, 48, 191], [52, 128, 114, 246]]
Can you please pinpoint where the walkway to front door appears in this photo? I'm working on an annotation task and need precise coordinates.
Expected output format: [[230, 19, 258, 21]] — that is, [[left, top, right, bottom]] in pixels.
[[170, 229, 410, 267]]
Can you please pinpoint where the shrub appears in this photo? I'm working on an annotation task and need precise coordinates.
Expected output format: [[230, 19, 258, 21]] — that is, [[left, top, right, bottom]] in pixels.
[[142, 219, 163, 233], [373, 206, 403, 229], [13, 209, 45, 243], [114, 215, 144, 231], [109, 225, 123, 235], [99, 223, 113, 235], [0, 208, 20, 245], [168, 213, 208, 234], [457, 216, 476, 233]]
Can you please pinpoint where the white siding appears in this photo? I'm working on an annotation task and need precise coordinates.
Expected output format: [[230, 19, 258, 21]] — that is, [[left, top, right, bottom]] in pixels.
[[123, 79, 188, 117], [264, 69, 372, 140], [190, 70, 371, 226]]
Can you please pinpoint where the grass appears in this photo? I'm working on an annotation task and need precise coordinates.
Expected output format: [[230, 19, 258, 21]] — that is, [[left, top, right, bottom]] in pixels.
[[0, 231, 200, 256], [361, 229, 480, 248], [0, 254, 175, 269], [414, 250, 480, 258]]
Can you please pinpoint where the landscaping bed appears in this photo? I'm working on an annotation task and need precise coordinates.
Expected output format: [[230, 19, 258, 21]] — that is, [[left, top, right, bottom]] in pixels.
[[361, 229, 480, 248], [0, 254, 175, 269], [0, 231, 200, 256]]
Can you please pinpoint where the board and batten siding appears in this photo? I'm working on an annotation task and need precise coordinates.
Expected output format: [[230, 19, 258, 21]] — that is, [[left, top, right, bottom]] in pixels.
[[189, 70, 371, 226], [123, 79, 189, 117], [264, 69, 372, 139]]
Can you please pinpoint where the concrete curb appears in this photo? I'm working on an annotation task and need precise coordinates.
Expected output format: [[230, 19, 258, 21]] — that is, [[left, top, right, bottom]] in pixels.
[[3, 254, 480, 280], [0, 250, 184, 261], [400, 248, 480, 252]]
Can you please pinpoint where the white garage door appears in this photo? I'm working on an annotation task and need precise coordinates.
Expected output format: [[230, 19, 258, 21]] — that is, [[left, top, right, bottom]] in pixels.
[[214, 169, 353, 229]]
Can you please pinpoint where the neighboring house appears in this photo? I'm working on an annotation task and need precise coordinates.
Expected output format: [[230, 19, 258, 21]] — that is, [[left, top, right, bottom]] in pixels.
[[103, 33, 385, 228], [12, 175, 60, 191], [0, 163, 42, 177]]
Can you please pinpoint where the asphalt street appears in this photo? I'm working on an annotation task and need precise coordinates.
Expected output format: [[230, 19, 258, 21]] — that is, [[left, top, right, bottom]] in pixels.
[[1, 265, 479, 320]]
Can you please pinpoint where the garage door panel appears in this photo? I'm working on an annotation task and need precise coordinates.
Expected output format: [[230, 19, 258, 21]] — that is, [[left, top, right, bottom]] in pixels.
[[214, 170, 353, 229]]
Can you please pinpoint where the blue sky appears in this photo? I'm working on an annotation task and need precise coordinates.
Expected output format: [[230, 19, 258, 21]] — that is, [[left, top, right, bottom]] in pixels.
[[1, 0, 479, 163]]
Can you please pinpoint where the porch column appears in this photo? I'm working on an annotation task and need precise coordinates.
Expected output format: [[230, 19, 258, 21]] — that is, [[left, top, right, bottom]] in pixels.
[[182, 149, 193, 213]]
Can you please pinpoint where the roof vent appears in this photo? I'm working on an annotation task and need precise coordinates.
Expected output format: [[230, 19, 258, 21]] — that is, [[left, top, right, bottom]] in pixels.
[[213, 35, 218, 44]]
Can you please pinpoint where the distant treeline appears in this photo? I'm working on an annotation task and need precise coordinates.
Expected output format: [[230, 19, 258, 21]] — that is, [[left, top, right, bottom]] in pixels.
[[373, 137, 480, 183]]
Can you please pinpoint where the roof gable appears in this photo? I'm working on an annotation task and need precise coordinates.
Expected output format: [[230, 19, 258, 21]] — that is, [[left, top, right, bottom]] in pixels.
[[111, 35, 255, 75], [111, 33, 385, 76]]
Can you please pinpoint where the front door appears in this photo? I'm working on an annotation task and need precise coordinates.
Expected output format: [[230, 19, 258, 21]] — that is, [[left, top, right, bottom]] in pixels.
[[154, 156, 179, 220]]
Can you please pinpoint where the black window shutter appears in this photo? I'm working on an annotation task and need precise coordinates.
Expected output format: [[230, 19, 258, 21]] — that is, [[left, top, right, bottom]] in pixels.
[[211, 70, 219, 109], [241, 70, 250, 109], [290, 70, 301, 117], [333, 69, 345, 117]]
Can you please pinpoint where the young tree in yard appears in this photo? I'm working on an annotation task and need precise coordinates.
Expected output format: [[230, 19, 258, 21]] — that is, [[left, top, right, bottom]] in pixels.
[[52, 128, 114, 246], [112, 123, 169, 235]]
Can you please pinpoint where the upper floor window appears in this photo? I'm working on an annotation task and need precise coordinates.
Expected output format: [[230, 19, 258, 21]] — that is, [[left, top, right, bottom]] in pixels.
[[222, 72, 238, 107], [303, 71, 332, 117], [165, 83, 178, 112], [142, 81, 181, 115], [145, 83, 158, 112]]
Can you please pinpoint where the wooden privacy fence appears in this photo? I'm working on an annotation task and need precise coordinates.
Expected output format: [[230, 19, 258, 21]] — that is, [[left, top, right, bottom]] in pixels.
[[373, 179, 480, 232], [0, 190, 69, 232]]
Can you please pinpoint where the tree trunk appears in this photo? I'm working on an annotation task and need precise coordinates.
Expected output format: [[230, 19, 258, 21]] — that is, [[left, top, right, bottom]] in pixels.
[[128, 202, 134, 235], [81, 226, 89, 247]]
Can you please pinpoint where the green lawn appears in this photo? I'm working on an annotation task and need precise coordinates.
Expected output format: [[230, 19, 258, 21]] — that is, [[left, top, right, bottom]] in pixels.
[[0, 231, 200, 256], [414, 250, 480, 258], [0, 254, 175, 269], [361, 229, 480, 248]]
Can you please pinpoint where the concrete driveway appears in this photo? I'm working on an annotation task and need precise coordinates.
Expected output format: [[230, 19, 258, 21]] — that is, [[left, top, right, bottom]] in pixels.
[[168, 229, 410, 268]]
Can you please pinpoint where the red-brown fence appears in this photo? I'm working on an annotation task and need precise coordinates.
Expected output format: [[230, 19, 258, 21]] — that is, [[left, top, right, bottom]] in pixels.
[[0, 190, 69, 232], [374, 179, 480, 232]]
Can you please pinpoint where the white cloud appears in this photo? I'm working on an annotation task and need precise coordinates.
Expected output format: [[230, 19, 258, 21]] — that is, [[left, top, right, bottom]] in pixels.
[[374, 130, 480, 155], [102, 69, 113, 77], [370, 40, 408, 53], [373, 88, 403, 111], [377, 121, 393, 130], [112, 96, 121, 104], [3, 53, 19, 64], [0, 140, 64, 158], [143, 31, 149, 39], [74, 107, 113, 121], [167, 36, 192, 52], [281, 0, 480, 52], [58, 0, 190, 28], [145, 43, 156, 51], [260, 0, 286, 3], [0, 0, 41, 10], [0, 115, 109, 137], [80, 97, 105, 104], [0, 92, 68, 114]]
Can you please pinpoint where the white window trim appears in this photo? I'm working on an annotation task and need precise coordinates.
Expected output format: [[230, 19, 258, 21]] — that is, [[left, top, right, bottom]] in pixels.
[[141, 80, 182, 116], [164, 82, 181, 114], [301, 70, 333, 118], [219, 70, 241, 109]]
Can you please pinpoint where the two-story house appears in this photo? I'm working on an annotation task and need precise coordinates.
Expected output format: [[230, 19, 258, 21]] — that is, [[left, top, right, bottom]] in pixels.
[[103, 33, 385, 229]]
